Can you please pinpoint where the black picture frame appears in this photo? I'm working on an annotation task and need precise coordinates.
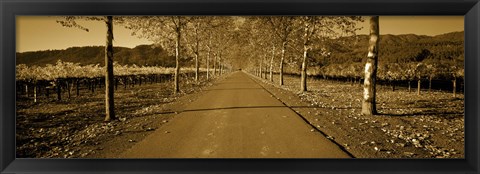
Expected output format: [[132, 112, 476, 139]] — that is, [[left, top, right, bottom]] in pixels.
[[1, 0, 479, 173]]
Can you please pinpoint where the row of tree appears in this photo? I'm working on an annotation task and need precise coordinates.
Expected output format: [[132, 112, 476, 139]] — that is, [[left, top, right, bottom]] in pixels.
[[240, 16, 463, 116], [56, 16, 240, 121], [52, 16, 464, 120]]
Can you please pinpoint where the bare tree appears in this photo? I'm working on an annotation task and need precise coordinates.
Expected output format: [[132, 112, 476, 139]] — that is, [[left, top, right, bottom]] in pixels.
[[295, 16, 362, 92], [185, 17, 205, 82], [267, 17, 295, 86], [123, 16, 189, 94], [57, 16, 116, 122], [269, 43, 275, 82]]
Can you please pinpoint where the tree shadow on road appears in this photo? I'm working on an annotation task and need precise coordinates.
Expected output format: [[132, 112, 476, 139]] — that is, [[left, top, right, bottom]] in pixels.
[[376, 110, 464, 118]]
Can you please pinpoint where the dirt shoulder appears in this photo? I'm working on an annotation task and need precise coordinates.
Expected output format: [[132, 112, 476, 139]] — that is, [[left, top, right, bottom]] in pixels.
[[250, 73, 464, 158]]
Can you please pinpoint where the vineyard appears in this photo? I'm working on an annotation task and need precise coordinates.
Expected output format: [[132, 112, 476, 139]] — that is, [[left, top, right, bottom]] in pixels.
[[16, 60, 210, 103], [253, 61, 464, 96]]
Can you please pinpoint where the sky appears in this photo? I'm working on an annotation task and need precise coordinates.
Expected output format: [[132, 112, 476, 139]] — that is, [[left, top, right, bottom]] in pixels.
[[16, 16, 464, 53]]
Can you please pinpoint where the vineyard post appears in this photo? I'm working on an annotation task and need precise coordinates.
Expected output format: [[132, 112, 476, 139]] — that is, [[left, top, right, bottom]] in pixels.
[[408, 81, 411, 92], [453, 77, 457, 97], [24, 83, 29, 97], [56, 79, 62, 101], [131, 76, 135, 87], [91, 79, 95, 93], [46, 84, 50, 98], [115, 78, 118, 90], [392, 80, 395, 91], [33, 81, 37, 103], [76, 79, 80, 96], [67, 80, 71, 99], [428, 76, 432, 92]]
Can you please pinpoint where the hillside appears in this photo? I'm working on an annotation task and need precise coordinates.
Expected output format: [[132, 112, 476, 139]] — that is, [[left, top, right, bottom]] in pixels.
[[17, 31, 464, 68], [311, 31, 464, 66], [16, 45, 179, 67]]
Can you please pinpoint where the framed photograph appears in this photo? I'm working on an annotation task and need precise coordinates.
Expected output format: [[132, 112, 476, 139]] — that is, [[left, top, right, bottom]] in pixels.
[[1, 0, 479, 173]]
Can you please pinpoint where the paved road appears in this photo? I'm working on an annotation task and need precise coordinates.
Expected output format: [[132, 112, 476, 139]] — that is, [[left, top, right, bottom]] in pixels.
[[119, 71, 350, 158]]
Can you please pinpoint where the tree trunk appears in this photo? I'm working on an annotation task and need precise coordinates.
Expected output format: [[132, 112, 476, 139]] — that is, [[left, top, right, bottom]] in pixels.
[[221, 64, 224, 75], [264, 64, 268, 79], [174, 28, 181, 94], [279, 41, 286, 86], [300, 25, 308, 92], [104, 16, 116, 122], [260, 56, 263, 78], [361, 16, 379, 116], [206, 39, 211, 80], [270, 44, 275, 82], [195, 28, 200, 82], [213, 52, 217, 77], [195, 52, 199, 82], [218, 53, 223, 76], [417, 79, 421, 95]]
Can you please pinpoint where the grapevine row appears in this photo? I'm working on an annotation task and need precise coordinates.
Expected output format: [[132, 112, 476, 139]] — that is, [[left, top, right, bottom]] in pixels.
[[16, 60, 209, 102]]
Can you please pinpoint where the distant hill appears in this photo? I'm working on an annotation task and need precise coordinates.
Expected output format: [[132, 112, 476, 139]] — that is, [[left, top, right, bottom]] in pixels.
[[316, 31, 464, 66], [17, 31, 464, 68], [16, 45, 180, 67]]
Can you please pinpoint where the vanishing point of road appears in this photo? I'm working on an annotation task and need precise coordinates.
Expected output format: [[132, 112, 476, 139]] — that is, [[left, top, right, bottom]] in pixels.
[[119, 71, 351, 158]]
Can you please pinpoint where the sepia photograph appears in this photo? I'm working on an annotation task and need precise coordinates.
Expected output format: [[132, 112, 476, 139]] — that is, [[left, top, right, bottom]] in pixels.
[[15, 16, 464, 158]]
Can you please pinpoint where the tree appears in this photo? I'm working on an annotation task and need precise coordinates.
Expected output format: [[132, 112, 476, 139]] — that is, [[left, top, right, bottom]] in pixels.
[[450, 65, 464, 97], [361, 16, 379, 116], [266, 17, 296, 86], [414, 63, 427, 95], [185, 17, 205, 82], [269, 43, 276, 82], [240, 17, 276, 79], [203, 17, 235, 78], [57, 16, 116, 122], [386, 63, 402, 91], [123, 16, 189, 94], [404, 63, 417, 92], [295, 16, 362, 92]]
